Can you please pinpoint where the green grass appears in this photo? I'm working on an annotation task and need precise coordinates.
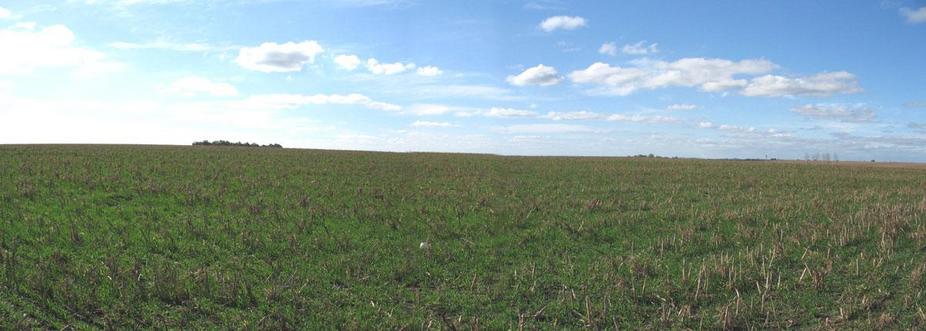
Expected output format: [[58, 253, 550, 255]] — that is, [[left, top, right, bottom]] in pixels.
[[1, 144, 925, 329]]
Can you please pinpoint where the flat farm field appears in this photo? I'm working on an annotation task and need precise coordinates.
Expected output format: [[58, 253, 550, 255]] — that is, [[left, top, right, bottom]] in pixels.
[[1, 145, 925, 329]]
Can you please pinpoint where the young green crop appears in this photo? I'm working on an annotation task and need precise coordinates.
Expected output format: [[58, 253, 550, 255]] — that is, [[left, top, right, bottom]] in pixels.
[[1, 145, 924, 329]]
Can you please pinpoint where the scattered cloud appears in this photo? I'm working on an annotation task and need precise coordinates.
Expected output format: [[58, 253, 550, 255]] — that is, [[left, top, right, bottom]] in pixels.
[[570, 57, 859, 97], [541, 111, 602, 120], [334, 54, 361, 70], [109, 40, 232, 52], [502, 123, 593, 134], [237, 93, 401, 111], [235, 41, 324, 73], [791, 104, 876, 123], [506, 64, 561, 86], [406, 103, 454, 115], [606, 114, 678, 123], [483, 107, 537, 118], [366, 58, 415, 75], [539, 16, 587, 32], [598, 42, 617, 56], [524, 0, 565, 10], [416, 65, 442, 76], [411, 120, 456, 128], [742, 72, 861, 97], [0, 24, 122, 76], [903, 101, 926, 109], [165, 76, 238, 97], [908, 122, 926, 130], [900, 6, 926, 24], [400, 84, 520, 101], [622, 41, 659, 55], [666, 103, 698, 111], [0, 6, 12, 19], [698, 121, 714, 128]]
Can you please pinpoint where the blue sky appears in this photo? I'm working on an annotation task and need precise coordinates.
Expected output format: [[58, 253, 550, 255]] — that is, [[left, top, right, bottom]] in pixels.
[[1, 0, 925, 161]]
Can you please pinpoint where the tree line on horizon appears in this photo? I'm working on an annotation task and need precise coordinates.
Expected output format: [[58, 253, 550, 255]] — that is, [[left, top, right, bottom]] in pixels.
[[192, 140, 282, 148]]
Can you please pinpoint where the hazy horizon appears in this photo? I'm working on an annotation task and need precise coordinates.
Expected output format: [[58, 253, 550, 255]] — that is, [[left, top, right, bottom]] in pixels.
[[1, 1, 925, 161]]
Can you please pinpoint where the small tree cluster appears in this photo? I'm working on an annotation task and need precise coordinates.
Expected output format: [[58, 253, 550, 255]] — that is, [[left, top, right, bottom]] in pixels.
[[804, 152, 839, 162], [193, 140, 283, 148]]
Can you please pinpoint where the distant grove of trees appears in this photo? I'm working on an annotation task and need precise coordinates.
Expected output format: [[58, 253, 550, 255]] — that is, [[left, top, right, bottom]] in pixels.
[[193, 140, 282, 148], [804, 152, 839, 162]]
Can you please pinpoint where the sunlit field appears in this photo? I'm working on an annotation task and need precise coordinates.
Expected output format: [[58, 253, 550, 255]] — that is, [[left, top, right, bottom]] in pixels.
[[2, 145, 925, 329]]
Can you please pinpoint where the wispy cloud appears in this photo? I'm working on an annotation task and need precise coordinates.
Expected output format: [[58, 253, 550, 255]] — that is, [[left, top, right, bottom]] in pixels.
[[900, 6, 926, 24]]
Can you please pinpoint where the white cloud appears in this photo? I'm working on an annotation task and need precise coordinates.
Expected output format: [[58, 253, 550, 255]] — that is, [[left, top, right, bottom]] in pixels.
[[570, 57, 858, 98], [109, 40, 230, 52], [238, 93, 400, 111], [506, 64, 561, 86], [235, 41, 323, 73], [366, 58, 415, 75], [483, 107, 537, 118], [698, 121, 714, 128], [541, 111, 602, 120], [503, 123, 593, 134], [398, 84, 520, 101], [598, 42, 617, 56], [411, 120, 456, 128], [718, 124, 756, 133], [791, 104, 875, 123], [901, 6, 926, 24], [0, 24, 122, 76], [622, 41, 659, 55], [568, 62, 648, 95], [0, 6, 12, 19], [539, 16, 587, 32], [742, 72, 861, 97], [416, 65, 442, 76], [334, 54, 361, 71], [407, 103, 453, 115], [666, 103, 697, 111], [606, 114, 678, 124], [165, 76, 238, 97]]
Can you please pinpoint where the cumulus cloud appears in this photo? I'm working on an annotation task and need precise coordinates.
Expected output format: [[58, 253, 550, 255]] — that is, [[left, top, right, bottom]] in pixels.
[[598, 42, 617, 56], [238, 93, 400, 111], [569, 57, 859, 97], [791, 104, 875, 123], [569, 63, 648, 95], [366, 58, 415, 75], [666, 103, 697, 111], [235, 41, 323, 73], [901, 6, 926, 24], [165, 76, 238, 97], [698, 121, 714, 128], [541, 111, 602, 120], [483, 107, 538, 118], [622, 41, 659, 55], [539, 16, 587, 32], [742, 72, 861, 97], [334, 54, 361, 70], [0, 24, 121, 76], [411, 120, 456, 128], [506, 64, 561, 86], [416, 65, 442, 76]]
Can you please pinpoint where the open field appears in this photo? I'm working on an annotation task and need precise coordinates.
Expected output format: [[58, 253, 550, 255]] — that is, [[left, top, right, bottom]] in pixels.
[[1, 145, 925, 329]]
